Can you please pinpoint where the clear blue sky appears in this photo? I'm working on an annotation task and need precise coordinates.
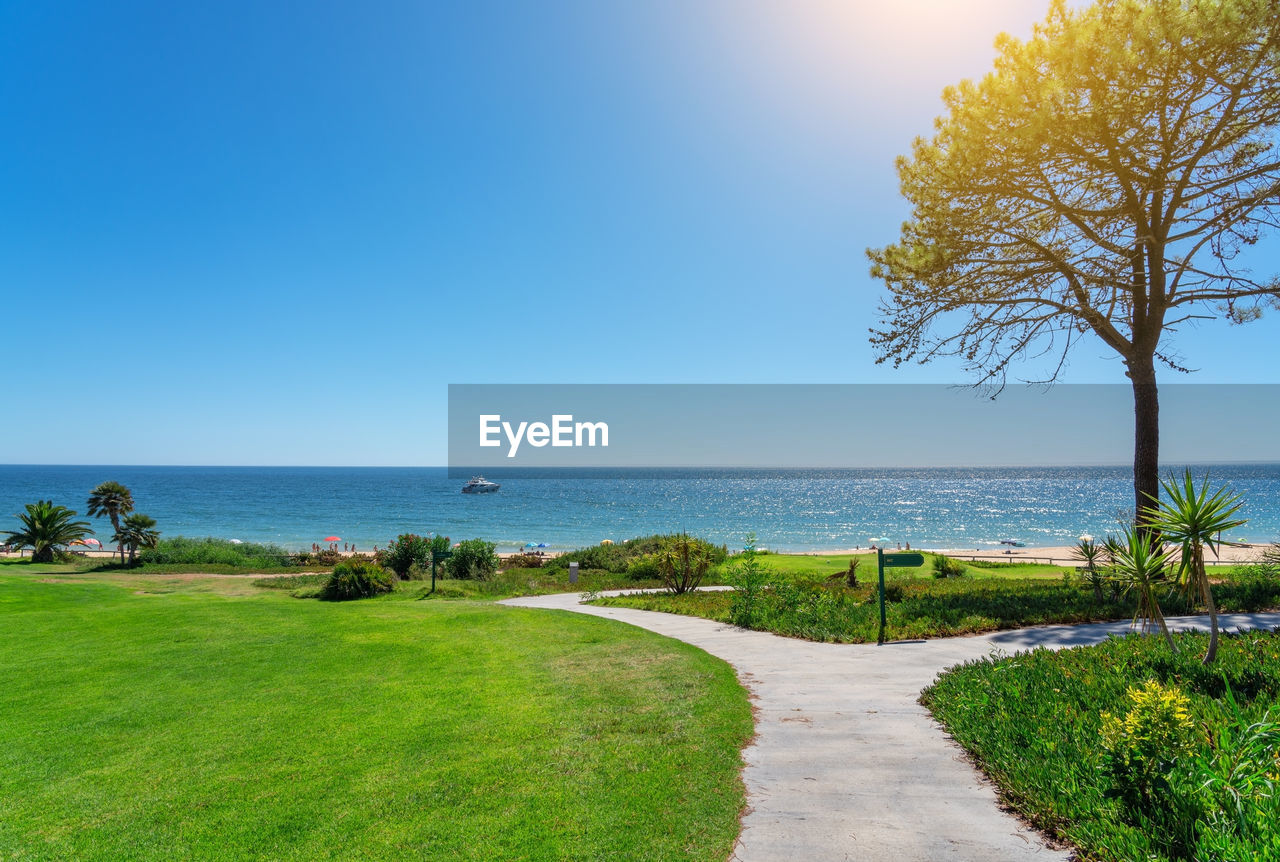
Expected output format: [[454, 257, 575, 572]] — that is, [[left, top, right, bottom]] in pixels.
[[3, 0, 1277, 465]]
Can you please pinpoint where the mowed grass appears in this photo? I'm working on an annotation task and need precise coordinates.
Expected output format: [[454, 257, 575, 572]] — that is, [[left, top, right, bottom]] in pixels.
[[749, 551, 1072, 581], [0, 575, 752, 861]]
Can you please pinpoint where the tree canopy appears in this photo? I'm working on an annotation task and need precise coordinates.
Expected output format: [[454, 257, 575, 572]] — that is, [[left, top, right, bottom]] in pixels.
[[867, 0, 1280, 518]]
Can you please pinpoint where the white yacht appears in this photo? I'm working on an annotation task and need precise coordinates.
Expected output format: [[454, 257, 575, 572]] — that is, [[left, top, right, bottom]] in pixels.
[[461, 476, 500, 494]]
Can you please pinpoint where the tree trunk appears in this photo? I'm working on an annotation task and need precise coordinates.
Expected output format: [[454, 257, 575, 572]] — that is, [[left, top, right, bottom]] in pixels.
[[1129, 353, 1160, 530], [111, 513, 123, 563]]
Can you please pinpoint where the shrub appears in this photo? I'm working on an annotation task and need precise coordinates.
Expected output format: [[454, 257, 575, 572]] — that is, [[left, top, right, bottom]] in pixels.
[[1100, 680, 1200, 842], [320, 559, 394, 601], [382, 533, 432, 579], [447, 539, 499, 581], [625, 554, 661, 581], [503, 553, 544, 569], [547, 534, 728, 574], [657, 533, 712, 595], [727, 536, 773, 628], [932, 554, 966, 579]]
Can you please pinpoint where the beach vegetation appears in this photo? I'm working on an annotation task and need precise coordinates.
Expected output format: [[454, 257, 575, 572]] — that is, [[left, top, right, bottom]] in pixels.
[[657, 532, 714, 595], [2, 500, 93, 563], [1145, 470, 1248, 665], [1073, 538, 1109, 603], [320, 558, 395, 600], [292, 546, 344, 566], [546, 534, 728, 575], [137, 536, 298, 569], [446, 538, 499, 580], [86, 480, 134, 561], [922, 629, 1280, 861], [825, 557, 861, 588], [931, 554, 966, 579], [0, 573, 750, 859], [867, 0, 1280, 530], [111, 512, 160, 565], [728, 536, 773, 628], [1109, 524, 1179, 652], [380, 532, 432, 578], [624, 553, 661, 581]]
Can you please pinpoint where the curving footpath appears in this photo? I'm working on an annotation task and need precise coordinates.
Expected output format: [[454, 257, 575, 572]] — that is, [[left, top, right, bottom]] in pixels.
[[501, 591, 1280, 861]]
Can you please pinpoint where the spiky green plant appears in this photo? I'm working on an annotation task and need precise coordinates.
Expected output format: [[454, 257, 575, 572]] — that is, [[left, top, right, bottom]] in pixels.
[[87, 481, 135, 562], [656, 533, 712, 595], [4, 500, 93, 563], [112, 513, 160, 565], [1145, 470, 1247, 665], [1073, 538, 1108, 603], [1110, 524, 1178, 653]]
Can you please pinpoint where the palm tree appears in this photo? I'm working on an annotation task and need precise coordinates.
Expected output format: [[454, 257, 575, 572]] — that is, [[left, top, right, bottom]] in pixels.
[[86, 482, 134, 562], [112, 513, 160, 565], [1110, 524, 1178, 653], [1145, 470, 1247, 666], [4, 501, 93, 563]]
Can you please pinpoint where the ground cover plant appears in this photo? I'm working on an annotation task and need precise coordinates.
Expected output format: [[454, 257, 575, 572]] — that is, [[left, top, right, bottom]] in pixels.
[[0, 572, 752, 860], [922, 629, 1280, 861]]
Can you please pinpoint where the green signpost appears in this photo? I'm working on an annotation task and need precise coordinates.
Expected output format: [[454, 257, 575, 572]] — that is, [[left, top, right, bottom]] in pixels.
[[430, 549, 453, 595], [876, 548, 924, 644]]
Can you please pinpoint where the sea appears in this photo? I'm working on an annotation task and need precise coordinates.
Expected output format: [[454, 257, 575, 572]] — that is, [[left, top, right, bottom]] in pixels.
[[1, 464, 1277, 554]]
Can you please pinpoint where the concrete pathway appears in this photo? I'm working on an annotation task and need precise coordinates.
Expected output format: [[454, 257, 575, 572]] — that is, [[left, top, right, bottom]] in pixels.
[[501, 591, 1280, 861]]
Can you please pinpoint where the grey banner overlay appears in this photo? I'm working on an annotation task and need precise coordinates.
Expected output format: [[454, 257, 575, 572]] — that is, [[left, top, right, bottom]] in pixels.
[[447, 383, 1279, 473]]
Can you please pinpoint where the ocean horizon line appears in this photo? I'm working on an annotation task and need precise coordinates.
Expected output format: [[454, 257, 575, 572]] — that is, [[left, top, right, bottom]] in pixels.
[[6, 461, 1280, 470]]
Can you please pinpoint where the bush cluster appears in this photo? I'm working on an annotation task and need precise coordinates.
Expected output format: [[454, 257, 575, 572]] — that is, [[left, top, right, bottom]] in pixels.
[[931, 554, 966, 578], [380, 533, 432, 578], [447, 539, 499, 580], [545, 534, 727, 575], [320, 560, 395, 601]]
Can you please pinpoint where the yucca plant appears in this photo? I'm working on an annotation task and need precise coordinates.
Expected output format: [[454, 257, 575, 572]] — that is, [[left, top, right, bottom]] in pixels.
[[656, 533, 712, 595], [4, 500, 93, 563], [1145, 470, 1247, 666], [1110, 524, 1178, 653], [1072, 538, 1107, 603]]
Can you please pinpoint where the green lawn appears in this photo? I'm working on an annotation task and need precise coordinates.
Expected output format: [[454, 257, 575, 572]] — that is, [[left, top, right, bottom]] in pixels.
[[748, 551, 1072, 581], [0, 573, 752, 861]]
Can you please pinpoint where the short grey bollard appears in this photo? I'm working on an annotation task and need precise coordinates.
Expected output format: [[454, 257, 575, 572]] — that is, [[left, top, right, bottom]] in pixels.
[[569, 562, 579, 584]]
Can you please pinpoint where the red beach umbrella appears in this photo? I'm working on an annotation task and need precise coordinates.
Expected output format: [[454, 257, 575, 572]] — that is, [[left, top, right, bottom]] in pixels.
[[323, 536, 341, 542]]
